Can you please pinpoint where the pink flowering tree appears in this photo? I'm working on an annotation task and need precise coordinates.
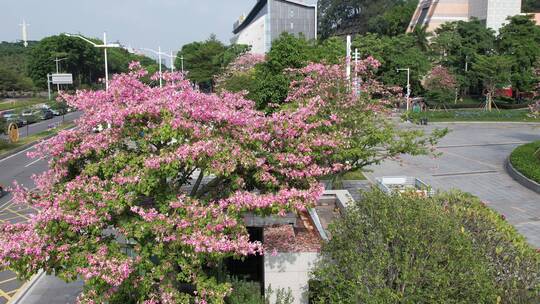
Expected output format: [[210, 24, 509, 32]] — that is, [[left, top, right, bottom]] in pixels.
[[0, 60, 442, 303], [423, 65, 458, 105], [214, 53, 265, 94]]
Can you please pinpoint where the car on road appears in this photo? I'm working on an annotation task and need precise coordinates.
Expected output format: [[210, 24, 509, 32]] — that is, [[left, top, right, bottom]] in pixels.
[[50, 107, 67, 116], [1, 110, 25, 127], [33, 108, 54, 121], [21, 109, 38, 124], [0, 183, 6, 198]]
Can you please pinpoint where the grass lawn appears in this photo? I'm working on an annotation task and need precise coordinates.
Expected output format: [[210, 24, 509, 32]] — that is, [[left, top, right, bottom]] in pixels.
[[0, 98, 50, 112], [510, 141, 540, 184], [0, 122, 74, 156], [341, 169, 366, 180], [405, 109, 540, 123]]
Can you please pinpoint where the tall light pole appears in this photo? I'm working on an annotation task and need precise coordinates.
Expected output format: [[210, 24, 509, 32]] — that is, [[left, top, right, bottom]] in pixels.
[[180, 55, 184, 73], [397, 68, 411, 111], [52, 57, 67, 91], [19, 20, 29, 47], [141, 47, 166, 87], [63, 32, 120, 90]]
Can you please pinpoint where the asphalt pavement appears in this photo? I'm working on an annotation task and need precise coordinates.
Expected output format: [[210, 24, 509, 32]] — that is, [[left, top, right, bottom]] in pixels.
[[367, 122, 540, 247], [0, 112, 81, 303]]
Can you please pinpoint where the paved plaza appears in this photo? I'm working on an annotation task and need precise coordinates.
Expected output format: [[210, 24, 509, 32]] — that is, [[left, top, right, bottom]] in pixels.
[[366, 122, 540, 247]]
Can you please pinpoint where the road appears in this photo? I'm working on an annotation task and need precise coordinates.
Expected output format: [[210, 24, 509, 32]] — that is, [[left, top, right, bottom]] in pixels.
[[14, 112, 81, 139], [366, 122, 540, 247], [0, 112, 81, 304]]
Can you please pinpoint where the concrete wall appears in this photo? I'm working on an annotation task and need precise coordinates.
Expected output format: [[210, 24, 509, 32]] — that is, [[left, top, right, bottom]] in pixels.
[[264, 253, 318, 304], [269, 0, 317, 42], [469, 0, 488, 21], [234, 4, 268, 54], [485, 0, 521, 33]]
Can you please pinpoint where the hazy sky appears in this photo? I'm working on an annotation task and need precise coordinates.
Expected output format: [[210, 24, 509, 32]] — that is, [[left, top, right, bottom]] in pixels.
[[1, 0, 256, 59]]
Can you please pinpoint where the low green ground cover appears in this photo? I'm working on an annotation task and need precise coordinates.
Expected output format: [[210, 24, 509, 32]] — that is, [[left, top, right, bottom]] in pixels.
[[0, 98, 50, 112], [404, 109, 540, 123], [510, 141, 540, 183], [311, 190, 540, 303]]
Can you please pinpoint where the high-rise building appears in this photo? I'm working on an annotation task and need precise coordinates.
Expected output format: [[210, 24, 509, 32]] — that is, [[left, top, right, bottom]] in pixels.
[[231, 0, 318, 54], [408, 0, 522, 33]]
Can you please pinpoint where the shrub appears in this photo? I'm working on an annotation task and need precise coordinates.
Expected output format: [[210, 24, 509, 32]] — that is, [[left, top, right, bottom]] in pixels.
[[310, 190, 497, 303], [510, 141, 540, 183], [434, 191, 540, 303], [225, 278, 294, 304]]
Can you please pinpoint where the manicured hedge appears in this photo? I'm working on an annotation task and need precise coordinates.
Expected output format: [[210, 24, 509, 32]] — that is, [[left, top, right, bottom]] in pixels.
[[510, 141, 540, 183], [435, 191, 540, 303], [311, 190, 499, 303], [404, 109, 540, 123], [311, 190, 540, 303]]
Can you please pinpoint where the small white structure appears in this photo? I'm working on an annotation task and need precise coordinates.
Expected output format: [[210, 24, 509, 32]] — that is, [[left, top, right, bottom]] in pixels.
[[261, 190, 353, 304]]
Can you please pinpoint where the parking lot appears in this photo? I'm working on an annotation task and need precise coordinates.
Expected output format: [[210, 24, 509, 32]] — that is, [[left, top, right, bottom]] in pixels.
[[367, 122, 540, 247]]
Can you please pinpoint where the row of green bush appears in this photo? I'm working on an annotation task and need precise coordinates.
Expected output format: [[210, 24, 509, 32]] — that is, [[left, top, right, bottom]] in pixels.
[[310, 190, 539, 303], [403, 109, 539, 123], [510, 141, 540, 183]]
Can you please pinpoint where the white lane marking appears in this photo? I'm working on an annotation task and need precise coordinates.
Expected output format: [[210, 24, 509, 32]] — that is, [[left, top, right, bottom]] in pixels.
[[24, 157, 44, 168], [0, 145, 36, 164]]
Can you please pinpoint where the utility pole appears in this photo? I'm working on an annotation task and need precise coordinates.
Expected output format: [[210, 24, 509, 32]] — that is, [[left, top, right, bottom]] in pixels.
[[397, 68, 411, 111], [19, 20, 29, 47], [346, 35, 352, 80], [63, 32, 120, 90], [52, 57, 67, 91], [141, 47, 167, 87], [353, 48, 360, 96], [180, 55, 184, 74]]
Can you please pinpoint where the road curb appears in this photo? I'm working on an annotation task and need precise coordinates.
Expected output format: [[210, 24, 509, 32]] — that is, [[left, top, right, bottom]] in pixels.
[[428, 121, 540, 125], [0, 133, 57, 161], [505, 157, 540, 194], [8, 270, 44, 304]]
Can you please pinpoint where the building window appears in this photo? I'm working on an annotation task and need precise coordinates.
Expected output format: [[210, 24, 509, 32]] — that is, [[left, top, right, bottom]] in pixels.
[[417, 7, 430, 26], [290, 9, 294, 18], [291, 22, 294, 30]]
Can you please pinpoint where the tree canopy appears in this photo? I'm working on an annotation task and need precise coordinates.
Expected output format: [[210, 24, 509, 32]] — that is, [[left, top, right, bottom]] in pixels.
[[0, 58, 442, 303], [318, 0, 419, 38]]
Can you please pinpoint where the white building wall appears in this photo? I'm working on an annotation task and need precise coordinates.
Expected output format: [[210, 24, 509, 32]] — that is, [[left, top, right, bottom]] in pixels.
[[235, 14, 267, 54], [485, 0, 521, 33], [264, 253, 319, 304]]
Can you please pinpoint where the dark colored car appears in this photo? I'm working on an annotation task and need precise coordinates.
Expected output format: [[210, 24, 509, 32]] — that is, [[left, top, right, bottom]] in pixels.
[[1, 110, 25, 127], [0, 184, 6, 198], [33, 109, 54, 120]]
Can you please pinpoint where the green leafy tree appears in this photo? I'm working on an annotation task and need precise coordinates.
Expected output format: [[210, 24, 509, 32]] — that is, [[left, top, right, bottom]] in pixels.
[[27, 35, 103, 88], [523, 0, 540, 12], [0, 65, 33, 91], [472, 54, 514, 111], [353, 33, 431, 95], [498, 15, 540, 96], [251, 33, 313, 109], [431, 19, 496, 96], [176, 34, 226, 92], [367, 0, 418, 36], [318, 0, 408, 38], [310, 190, 497, 303]]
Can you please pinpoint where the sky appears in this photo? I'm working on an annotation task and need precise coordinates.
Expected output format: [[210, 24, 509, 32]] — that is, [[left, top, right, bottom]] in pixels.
[[1, 0, 256, 62]]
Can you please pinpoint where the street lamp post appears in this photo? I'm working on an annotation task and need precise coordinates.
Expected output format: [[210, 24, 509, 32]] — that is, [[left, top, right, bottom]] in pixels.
[[52, 57, 67, 91], [397, 68, 411, 111], [141, 47, 166, 87], [63, 32, 120, 90]]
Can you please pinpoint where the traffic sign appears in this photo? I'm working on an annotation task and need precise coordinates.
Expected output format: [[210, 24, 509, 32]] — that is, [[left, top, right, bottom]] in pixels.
[[51, 73, 73, 85]]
